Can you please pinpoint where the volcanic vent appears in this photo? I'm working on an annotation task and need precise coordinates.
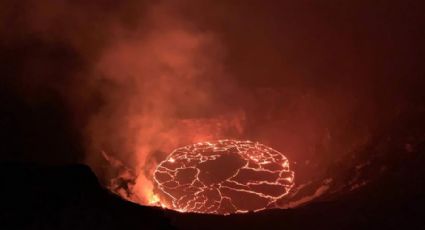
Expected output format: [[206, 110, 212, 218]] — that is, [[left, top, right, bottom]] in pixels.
[[153, 140, 295, 214]]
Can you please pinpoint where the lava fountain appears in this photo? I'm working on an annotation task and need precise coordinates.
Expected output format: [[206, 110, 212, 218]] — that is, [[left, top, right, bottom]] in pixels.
[[153, 139, 295, 215]]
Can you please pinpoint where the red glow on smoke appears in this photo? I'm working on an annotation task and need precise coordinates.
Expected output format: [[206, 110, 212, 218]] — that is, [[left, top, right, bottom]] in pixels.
[[153, 140, 294, 214]]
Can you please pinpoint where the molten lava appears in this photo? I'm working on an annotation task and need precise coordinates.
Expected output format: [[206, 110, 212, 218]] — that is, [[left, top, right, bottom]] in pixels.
[[153, 140, 295, 214]]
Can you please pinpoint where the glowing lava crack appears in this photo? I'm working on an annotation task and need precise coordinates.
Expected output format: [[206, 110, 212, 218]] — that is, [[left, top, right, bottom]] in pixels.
[[153, 140, 295, 214]]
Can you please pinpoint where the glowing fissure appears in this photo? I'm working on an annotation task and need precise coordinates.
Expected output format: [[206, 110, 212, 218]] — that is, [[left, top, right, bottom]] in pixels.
[[153, 139, 295, 215]]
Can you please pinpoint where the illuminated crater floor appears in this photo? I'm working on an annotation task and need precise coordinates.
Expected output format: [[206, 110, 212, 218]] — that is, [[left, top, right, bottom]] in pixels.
[[153, 140, 295, 215]]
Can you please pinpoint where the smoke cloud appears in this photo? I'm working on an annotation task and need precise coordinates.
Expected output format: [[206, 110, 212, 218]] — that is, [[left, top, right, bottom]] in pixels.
[[85, 2, 246, 203]]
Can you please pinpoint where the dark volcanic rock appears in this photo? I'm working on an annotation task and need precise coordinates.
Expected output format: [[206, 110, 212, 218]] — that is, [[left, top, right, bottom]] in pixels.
[[0, 144, 424, 230], [0, 163, 173, 230]]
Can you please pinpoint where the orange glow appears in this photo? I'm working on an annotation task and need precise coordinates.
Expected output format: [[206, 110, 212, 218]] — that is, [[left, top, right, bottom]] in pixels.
[[152, 139, 295, 215], [148, 194, 160, 204], [85, 2, 247, 207]]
